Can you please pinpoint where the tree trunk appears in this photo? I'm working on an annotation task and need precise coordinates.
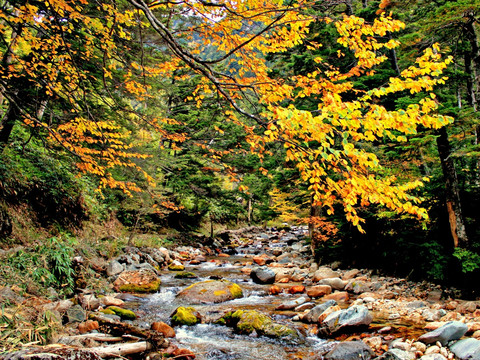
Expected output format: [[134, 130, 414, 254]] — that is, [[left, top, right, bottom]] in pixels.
[[0, 102, 20, 153], [387, 32, 401, 76], [463, 18, 480, 186], [308, 195, 321, 239], [436, 127, 469, 248], [247, 197, 253, 224], [210, 214, 214, 238], [464, 47, 477, 111]]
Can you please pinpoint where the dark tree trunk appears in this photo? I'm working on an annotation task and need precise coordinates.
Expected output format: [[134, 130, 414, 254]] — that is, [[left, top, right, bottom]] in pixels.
[[308, 195, 321, 238], [387, 32, 401, 76], [436, 127, 469, 248], [0, 102, 20, 153]]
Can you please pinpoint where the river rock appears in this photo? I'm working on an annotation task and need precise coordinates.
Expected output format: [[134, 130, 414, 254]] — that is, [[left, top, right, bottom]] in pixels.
[[113, 268, 161, 293], [78, 320, 99, 334], [176, 280, 243, 304], [345, 279, 371, 294], [419, 355, 448, 360], [343, 269, 361, 280], [274, 268, 292, 282], [171, 306, 202, 326], [300, 300, 337, 323], [318, 305, 373, 336], [295, 302, 316, 311], [324, 341, 374, 360], [100, 295, 124, 307], [218, 309, 300, 344], [376, 348, 416, 360], [275, 296, 308, 310], [168, 260, 185, 271], [307, 285, 332, 298], [319, 277, 347, 290], [288, 285, 305, 294], [322, 291, 349, 302], [152, 321, 176, 337], [79, 294, 100, 310], [251, 267, 276, 284], [66, 305, 86, 323], [418, 321, 468, 345], [106, 260, 124, 276], [269, 285, 283, 295], [313, 267, 340, 282], [450, 338, 480, 359]]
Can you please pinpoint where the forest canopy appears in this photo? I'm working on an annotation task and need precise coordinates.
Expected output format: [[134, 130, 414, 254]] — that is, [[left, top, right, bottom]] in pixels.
[[1, 0, 480, 282]]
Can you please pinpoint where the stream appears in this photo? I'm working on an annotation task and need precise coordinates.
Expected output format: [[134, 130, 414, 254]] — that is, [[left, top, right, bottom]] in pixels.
[[128, 226, 341, 359]]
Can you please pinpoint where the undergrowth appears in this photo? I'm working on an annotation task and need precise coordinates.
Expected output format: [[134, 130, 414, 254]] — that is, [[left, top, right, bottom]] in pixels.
[[0, 236, 76, 296]]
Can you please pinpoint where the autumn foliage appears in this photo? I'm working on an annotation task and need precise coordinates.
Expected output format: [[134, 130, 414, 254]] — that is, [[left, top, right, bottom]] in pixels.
[[0, 0, 453, 229]]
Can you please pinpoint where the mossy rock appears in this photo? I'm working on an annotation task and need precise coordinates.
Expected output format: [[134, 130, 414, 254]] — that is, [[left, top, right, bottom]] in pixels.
[[107, 306, 137, 320], [168, 261, 185, 271], [217, 309, 300, 344], [176, 280, 243, 304], [118, 280, 161, 293], [99, 308, 116, 315], [174, 271, 197, 279], [171, 306, 201, 326], [113, 269, 161, 293]]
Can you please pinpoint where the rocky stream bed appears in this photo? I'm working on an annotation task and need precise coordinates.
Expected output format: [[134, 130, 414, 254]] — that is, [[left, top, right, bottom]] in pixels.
[[3, 226, 480, 359]]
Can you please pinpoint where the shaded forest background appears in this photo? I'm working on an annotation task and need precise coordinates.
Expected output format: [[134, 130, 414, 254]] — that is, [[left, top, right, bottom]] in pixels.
[[0, 0, 480, 294]]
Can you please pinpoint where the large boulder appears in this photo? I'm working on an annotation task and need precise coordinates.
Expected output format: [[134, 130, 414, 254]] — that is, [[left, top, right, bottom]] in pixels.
[[323, 341, 374, 360], [113, 268, 161, 293], [318, 305, 373, 336], [418, 321, 468, 346], [217, 309, 300, 344], [251, 267, 276, 284], [176, 280, 243, 304]]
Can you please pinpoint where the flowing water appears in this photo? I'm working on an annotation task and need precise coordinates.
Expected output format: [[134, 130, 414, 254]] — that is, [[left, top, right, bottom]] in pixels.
[[126, 228, 353, 359]]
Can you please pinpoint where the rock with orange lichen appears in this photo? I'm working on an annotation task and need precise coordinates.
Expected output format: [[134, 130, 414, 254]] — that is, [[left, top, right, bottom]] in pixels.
[[176, 280, 243, 304]]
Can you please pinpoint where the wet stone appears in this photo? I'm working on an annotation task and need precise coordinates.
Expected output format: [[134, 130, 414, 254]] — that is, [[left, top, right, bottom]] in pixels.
[[418, 321, 468, 345], [66, 305, 86, 323], [323, 341, 374, 360], [250, 267, 276, 284]]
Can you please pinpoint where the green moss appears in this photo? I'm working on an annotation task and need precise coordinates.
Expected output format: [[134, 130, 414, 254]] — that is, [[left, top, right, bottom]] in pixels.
[[100, 309, 115, 315], [235, 310, 271, 335], [168, 263, 185, 271], [118, 279, 161, 293], [218, 309, 299, 342], [171, 306, 200, 326], [107, 306, 137, 320], [174, 271, 197, 279], [228, 283, 243, 298]]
